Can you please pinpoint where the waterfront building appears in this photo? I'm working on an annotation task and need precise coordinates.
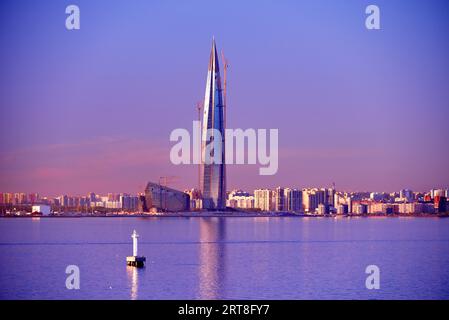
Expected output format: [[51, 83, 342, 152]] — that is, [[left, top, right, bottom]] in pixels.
[[190, 198, 203, 210], [185, 188, 202, 200], [302, 188, 327, 213], [399, 189, 414, 202], [142, 182, 190, 212], [88, 192, 97, 203], [326, 188, 335, 208], [316, 189, 326, 206], [227, 190, 254, 209], [398, 202, 435, 214], [200, 38, 226, 210], [79, 196, 88, 207], [431, 189, 446, 199], [185, 189, 203, 211], [347, 197, 353, 213], [354, 203, 368, 214], [137, 194, 147, 212], [5, 193, 13, 204], [302, 189, 316, 213], [58, 195, 69, 207], [317, 204, 327, 215], [336, 192, 350, 205], [370, 192, 390, 202], [434, 196, 447, 213], [254, 189, 274, 211], [31, 205, 51, 215], [274, 187, 285, 211], [119, 194, 139, 211], [284, 188, 302, 212], [337, 204, 348, 214], [369, 203, 398, 214], [17, 193, 27, 204], [105, 200, 122, 209]]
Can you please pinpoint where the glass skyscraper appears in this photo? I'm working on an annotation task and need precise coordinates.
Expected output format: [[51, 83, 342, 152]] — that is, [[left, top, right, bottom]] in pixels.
[[200, 38, 226, 210]]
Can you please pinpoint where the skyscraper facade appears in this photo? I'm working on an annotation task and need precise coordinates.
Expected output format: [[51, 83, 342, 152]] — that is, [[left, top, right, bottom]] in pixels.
[[274, 187, 285, 211], [201, 38, 226, 210], [285, 188, 302, 212], [254, 189, 274, 211]]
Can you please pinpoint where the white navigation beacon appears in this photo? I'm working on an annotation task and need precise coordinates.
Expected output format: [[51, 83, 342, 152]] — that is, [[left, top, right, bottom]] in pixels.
[[132, 229, 138, 256], [126, 230, 146, 268]]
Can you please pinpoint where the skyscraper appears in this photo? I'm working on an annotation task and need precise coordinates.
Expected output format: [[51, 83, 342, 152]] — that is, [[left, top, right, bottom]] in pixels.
[[285, 188, 302, 212], [201, 38, 226, 210], [274, 187, 285, 211], [254, 189, 274, 211]]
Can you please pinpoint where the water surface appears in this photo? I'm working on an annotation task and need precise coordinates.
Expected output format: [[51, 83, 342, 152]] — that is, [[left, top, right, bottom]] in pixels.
[[0, 216, 448, 299]]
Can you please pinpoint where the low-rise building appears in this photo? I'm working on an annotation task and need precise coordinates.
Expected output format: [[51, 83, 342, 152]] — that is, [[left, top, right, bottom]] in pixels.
[[31, 205, 51, 215], [398, 202, 435, 214], [353, 203, 368, 214], [227, 190, 254, 209]]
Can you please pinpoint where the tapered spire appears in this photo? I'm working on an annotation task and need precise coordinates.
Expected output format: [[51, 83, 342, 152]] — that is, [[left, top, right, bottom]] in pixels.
[[201, 38, 226, 210], [208, 37, 220, 73]]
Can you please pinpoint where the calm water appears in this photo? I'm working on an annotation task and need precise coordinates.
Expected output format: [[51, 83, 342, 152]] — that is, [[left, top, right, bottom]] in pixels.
[[0, 216, 448, 300]]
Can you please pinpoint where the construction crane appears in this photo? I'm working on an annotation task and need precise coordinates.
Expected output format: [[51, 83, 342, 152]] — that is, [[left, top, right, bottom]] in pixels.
[[196, 101, 203, 193], [221, 50, 229, 199], [221, 50, 229, 131]]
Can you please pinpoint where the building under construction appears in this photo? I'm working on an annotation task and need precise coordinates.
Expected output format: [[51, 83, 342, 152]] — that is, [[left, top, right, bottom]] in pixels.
[[140, 182, 190, 212], [200, 38, 227, 210]]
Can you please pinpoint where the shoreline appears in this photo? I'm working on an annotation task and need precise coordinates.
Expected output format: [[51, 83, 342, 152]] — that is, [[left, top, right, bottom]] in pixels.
[[1, 212, 448, 218]]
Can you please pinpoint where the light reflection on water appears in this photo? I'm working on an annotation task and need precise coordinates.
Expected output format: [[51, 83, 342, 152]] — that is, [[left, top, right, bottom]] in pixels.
[[198, 218, 226, 299], [126, 265, 138, 300]]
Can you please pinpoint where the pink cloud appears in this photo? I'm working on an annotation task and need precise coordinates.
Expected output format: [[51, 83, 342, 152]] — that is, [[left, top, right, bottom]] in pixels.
[[0, 136, 176, 195]]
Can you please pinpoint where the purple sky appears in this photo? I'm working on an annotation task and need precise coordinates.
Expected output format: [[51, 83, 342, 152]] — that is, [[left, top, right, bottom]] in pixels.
[[1, 0, 448, 196]]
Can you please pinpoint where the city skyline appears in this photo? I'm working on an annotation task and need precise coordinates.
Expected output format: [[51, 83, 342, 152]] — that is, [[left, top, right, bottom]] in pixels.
[[1, 0, 449, 195], [1, 186, 447, 216], [1, 186, 447, 201]]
